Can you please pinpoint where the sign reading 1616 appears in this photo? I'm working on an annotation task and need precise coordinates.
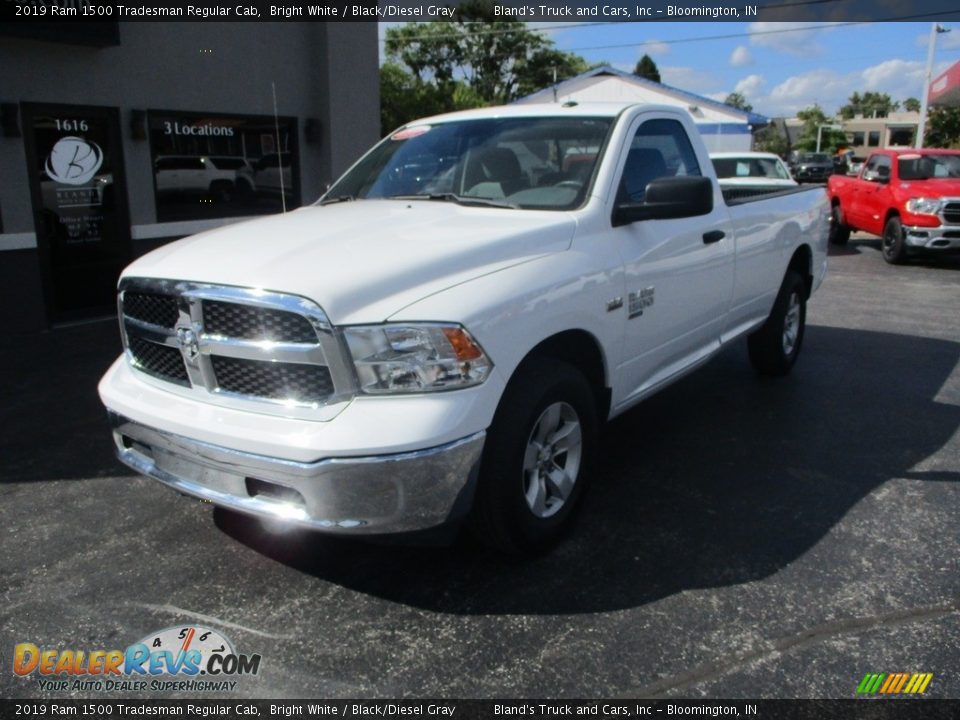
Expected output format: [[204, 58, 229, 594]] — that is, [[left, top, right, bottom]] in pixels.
[[55, 119, 89, 133]]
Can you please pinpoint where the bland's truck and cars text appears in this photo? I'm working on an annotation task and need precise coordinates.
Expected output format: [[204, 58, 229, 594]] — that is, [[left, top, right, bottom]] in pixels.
[[99, 103, 829, 553]]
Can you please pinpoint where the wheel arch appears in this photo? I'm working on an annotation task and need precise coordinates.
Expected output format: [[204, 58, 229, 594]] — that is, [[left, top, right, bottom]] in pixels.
[[509, 329, 611, 422], [787, 244, 814, 299]]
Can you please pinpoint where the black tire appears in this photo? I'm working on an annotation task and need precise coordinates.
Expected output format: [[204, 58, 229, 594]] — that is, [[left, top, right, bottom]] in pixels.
[[882, 215, 907, 265], [748, 270, 806, 376], [236, 178, 254, 200], [470, 359, 598, 554], [829, 203, 850, 245], [210, 181, 234, 204]]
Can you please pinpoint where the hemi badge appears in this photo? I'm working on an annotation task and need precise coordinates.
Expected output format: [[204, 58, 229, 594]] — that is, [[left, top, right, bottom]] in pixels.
[[606, 297, 623, 312]]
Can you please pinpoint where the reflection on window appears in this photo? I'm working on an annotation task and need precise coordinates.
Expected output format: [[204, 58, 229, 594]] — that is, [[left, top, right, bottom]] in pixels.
[[148, 111, 298, 223], [325, 116, 614, 210]]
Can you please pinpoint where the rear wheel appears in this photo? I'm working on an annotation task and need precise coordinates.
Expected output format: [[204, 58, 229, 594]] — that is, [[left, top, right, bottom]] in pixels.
[[829, 203, 850, 245], [470, 360, 597, 554], [748, 270, 806, 376], [882, 216, 907, 264], [210, 181, 235, 204]]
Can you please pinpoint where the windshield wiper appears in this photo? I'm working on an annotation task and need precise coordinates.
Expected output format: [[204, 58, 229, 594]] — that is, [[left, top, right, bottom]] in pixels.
[[387, 193, 517, 209], [319, 194, 354, 206]]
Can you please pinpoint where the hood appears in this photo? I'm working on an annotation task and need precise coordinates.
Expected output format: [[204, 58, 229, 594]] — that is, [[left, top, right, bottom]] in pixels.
[[896, 179, 960, 198], [123, 200, 577, 324]]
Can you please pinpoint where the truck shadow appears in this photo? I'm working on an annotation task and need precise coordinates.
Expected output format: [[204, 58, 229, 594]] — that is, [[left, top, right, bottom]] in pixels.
[[216, 325, 960, 615], [830, 236, 960, 268], [0, 321, 122, 484]]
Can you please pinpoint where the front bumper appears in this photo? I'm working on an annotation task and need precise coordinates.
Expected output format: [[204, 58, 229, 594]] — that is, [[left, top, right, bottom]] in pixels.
[[110, 413, 485, 534], [902, 224, 960, 251], [794, 169, 831, 183]]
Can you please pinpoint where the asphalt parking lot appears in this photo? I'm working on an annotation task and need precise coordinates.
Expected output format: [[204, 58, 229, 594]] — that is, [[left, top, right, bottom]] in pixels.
[[2, 235, 958, 700]]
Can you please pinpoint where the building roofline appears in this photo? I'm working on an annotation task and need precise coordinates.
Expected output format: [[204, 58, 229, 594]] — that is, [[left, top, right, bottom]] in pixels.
[[516, 65, 769, 126]]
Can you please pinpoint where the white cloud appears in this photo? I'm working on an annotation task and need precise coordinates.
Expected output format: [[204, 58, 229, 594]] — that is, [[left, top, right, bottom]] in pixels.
[[915, 28, 960, 50], [639, 39, 670, 57], [730, 46, 753, 67], [735, 74, 765, 100], [747, 58, 953, 117], [748, 21, 825, 57], [861, 59, 926, 91]]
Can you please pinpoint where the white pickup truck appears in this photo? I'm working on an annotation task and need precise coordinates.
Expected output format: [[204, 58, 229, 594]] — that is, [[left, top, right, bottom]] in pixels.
[[99, 103, 829, 553]]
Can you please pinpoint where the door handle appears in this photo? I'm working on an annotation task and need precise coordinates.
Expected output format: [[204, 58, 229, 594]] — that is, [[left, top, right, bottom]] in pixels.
[[703, 230, 725, 244]]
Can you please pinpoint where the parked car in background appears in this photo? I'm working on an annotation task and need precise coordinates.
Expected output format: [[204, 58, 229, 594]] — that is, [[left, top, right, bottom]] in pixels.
[[155, 155, 255, 203], [710, 152, 797, 190], [254, 152, 293, 198], [789, 152, 835, 183], [827, 148, 960, 263]]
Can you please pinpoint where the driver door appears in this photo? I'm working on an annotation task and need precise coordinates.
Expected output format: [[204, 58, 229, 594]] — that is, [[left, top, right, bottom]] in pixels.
[[610, 115, 735, 409]]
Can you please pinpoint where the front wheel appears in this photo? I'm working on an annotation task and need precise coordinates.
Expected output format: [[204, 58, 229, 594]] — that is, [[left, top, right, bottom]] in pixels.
[[882, 216, 907, 264], [470, 360, 598, 554], [748, 270, 806, 376], [829, 203, 850, 245]]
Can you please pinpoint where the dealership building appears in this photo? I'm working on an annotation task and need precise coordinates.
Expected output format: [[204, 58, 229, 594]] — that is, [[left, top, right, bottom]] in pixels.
[[0, 22, 379, 332]]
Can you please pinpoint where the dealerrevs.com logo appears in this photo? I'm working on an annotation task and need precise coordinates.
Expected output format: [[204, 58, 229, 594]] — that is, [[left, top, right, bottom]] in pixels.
[[13, 626, 261, 693]]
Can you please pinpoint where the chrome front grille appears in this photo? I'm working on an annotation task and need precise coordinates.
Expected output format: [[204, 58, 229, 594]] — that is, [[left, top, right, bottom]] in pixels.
[[211, 356, 334, 403], [202, 300, 317, 343], [123, 291, 180, 329], [128, 335, 190, 386], [118, 279, 355, 418], [942, 202, 960, 225]]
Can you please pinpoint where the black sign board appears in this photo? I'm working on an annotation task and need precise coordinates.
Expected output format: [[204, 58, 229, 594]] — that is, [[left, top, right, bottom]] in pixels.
[[147, 110, 300, 223], [22, 103, 132, 323]]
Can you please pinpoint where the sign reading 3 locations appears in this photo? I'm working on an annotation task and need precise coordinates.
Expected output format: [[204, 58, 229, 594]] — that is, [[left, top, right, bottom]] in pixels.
[[148, 109, 299, 222]]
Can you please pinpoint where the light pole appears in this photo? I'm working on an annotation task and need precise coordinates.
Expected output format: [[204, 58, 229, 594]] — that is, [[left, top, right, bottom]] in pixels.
[[816, 124, 842, 153], [917, 23, 950, 149]]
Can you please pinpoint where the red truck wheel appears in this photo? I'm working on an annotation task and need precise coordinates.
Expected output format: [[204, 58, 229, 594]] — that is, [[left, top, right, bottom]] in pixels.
[[829, 204, 850, 245], [881, 216, 907, 265]]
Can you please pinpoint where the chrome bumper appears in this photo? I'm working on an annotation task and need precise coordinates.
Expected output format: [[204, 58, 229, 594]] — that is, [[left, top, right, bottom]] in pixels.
[[109, 413, 485, 535], [903, 224, 960, 250]]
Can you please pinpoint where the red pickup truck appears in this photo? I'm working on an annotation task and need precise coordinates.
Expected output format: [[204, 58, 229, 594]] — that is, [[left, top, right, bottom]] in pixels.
[[827, 148, 960, 263]]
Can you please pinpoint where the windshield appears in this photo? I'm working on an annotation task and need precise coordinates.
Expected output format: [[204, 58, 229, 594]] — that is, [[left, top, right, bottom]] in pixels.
[[713, 156, 790, 180], [323, 116, 614, 210], [899, 154, 960, 180], [798, 153, 830, 164]]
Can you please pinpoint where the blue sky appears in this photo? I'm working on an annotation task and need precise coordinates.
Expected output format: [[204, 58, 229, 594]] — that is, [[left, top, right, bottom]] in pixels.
[[379, 21, 960, 118]]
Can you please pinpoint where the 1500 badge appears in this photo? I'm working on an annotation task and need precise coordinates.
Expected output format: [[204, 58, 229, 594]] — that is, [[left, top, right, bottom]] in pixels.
[[628, 287, 655, 318]]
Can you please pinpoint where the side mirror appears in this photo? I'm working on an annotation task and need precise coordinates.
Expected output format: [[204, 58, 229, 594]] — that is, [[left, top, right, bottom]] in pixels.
[[613, 176, 714, 227], [864, 168, 889, 184]]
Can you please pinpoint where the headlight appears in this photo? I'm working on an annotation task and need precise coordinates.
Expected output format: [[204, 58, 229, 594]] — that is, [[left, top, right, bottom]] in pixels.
[[905, 198, 940, 215], [343, 323, 492, 394]]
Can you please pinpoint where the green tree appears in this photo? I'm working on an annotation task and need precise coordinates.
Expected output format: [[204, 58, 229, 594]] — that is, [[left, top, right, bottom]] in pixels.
[[724, 91, 753, 113], [925, 106, 960, 148], [753, 124, 789, 156], [903, 97, 921, 113], [796, 104, 846, 152], [379, 62, 486, 136], [633, 54, 661, 83], [384, 0, 590, 107], [839, 91, 898, 119]]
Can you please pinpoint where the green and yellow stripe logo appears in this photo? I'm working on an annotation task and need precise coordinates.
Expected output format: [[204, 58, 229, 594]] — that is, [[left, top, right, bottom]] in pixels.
[[857, 673, 933, 695]]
